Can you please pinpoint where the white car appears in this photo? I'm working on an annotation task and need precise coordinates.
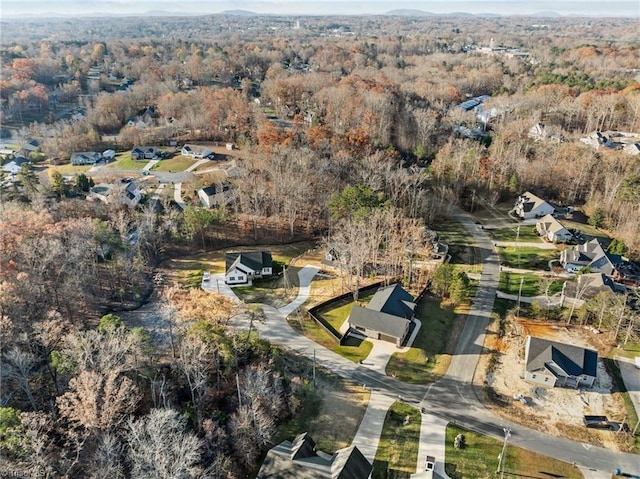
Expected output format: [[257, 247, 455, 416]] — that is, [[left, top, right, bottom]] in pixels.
[[203, 271, 210, 282]]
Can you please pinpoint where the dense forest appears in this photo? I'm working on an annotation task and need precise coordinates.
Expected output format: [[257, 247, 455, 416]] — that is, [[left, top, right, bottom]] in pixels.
[[0, 12, 639, 477]]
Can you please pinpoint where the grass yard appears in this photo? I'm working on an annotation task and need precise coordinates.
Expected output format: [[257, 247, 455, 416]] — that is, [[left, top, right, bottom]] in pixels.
[[435, 220, 482, 268], [151, 155, 197, 172], [50, 164, 92, 175], [497, 246, 558, 270], [386, 296, 461, 383], [289, 313, 373, 363], [498, 272, 564, 297], [562, 219, 610, 240], [611, 342, 640, 360], [445, 425, 582, 479], [108, 152, 144, 170], [372, 402, 421, 479], [490, 225, 540, 242], [313, 293, 375, 331]]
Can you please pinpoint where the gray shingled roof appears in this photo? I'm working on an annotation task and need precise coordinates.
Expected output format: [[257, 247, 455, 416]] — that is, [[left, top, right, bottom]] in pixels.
[[348, 305, 410, 340], [366, 283, 415, 318], [257, 433, 372, 479], [225, 251, 273, 273], [526, 336, 598, 378]]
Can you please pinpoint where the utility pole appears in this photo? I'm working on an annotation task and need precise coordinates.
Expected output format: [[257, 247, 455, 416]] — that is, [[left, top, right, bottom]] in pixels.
[[516, 224, 521, 268], [497, 427, 511, 478], [312, 349, 316, 387], [516, 276, 524, 317]]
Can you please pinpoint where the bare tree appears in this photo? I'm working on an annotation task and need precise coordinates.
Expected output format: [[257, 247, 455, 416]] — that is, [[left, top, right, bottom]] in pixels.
[[127, 408, 204, 479]]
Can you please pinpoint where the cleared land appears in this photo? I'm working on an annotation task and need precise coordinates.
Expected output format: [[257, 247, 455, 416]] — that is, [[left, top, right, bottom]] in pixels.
[[273, 357, 370, 452]]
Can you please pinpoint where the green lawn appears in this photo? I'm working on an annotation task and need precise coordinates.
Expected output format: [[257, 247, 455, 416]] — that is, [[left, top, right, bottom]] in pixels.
[[108, 152, 144, 170], [445, 425, 582, 479], [497, 246, 558, 270], [313, 293, 375, 331], [151, 155, 197, 172], [50, 164, 92, 175], [290, 314, 373, 363], [372, 402, 421, 479], [490, 225, 540, 242], [498, 272, 564, 297], [435, 220, 481, 268], [562, 219, 610, 240], [386, 297, 459, 383]]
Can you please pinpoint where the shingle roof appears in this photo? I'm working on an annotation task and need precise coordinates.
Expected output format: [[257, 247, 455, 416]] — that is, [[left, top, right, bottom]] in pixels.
[[225, 251, 273, 273], [257, 432, 372, 479], [526, 336, 598, 378], [348, 305, 410, 340], [366, 283, 415, 318]]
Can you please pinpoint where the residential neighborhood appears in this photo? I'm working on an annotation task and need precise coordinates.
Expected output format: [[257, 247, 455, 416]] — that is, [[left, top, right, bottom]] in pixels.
[[1, 8, 639, 479]]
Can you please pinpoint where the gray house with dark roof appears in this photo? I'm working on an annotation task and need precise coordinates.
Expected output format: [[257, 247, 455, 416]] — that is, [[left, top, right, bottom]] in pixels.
[[257, 432, 372, 479], [347, 284, 415, 346], [560, 238, 622, 274], [524, 336, 598, 388], [225, 251, 273, 285]]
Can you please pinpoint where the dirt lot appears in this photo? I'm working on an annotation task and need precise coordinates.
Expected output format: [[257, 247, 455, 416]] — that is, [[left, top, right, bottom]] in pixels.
[[479, 319, 630, 451]]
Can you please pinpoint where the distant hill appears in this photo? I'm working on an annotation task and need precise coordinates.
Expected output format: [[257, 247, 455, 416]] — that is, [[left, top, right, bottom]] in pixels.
[[385, 9, 562, 18], [220, 10, 257, 16], [385, 9, 435, 16]]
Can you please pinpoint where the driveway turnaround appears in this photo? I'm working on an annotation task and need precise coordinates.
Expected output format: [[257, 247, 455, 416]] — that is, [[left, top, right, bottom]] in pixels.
[[174, 182, 185, 210], [201, 273, 240, 301], [350, 391, 396, 463]]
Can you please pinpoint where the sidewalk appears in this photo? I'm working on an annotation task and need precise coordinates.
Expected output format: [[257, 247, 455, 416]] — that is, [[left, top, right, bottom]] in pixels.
[[185, 158, 209, 172], [494, 240, 557, 249], [174, 182, 185, 210], [142, 159, 160, 171], [411, 413, 450, 479], [350, 391, 396, 463]]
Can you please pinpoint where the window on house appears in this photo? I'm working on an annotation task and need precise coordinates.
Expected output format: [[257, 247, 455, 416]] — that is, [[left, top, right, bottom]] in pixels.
[[532, 374, 536, 379], [544, 377, 548, 382], [230, 277, 235, 281]]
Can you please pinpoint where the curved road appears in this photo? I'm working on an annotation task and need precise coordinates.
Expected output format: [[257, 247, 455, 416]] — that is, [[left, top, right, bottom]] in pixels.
[[232, 214, 638, 474]]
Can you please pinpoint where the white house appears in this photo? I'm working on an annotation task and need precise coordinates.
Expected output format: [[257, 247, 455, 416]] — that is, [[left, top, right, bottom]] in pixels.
[[514, 191, 555, 220], [225, 252, 273, 285], [102, 149, 116, 161], [181, 144, 214, 159], [197, 183, 233, 208], [536, 214, 573, 243], [71, 151, 102, 165]]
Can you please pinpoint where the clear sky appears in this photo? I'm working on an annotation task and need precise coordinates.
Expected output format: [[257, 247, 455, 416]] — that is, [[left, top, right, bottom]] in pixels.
[[2, 0, 638, 17]]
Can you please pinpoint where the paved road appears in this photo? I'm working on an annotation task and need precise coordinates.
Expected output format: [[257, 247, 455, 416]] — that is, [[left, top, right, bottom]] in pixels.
[[223, 235, 639, 474], [421, 211, 638, 476]]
